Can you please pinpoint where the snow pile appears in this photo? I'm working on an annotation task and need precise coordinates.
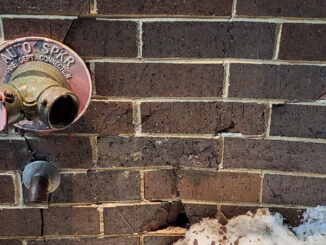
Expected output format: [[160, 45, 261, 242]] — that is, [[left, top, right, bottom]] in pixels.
[[294, 206, 326, 243], [174, 207, 326, 245]]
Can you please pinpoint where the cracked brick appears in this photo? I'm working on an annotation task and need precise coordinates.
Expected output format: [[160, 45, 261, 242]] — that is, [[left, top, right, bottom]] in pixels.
[[141, 102, 265, 135], [34, 171, 141, 204], [67, 101, 134, 135], [263, 174, 326, 206], [0, 139, 31, 170], [104, 201, 183, 234], [97, 136, 219, 168]]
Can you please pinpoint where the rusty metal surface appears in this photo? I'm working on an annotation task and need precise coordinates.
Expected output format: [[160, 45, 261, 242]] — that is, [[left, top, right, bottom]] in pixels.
[[0, 37, 92, 132], [28, 175, 49, 203]]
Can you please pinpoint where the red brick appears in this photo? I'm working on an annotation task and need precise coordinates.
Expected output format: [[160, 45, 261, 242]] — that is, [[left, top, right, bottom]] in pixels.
[[143, 22, 275, 58], [104, 201, 183, 234], [141, 102, 265, 135], [27, 237, 139, 245], [229, 64, 326, 101], [3, 18, 73, 43], [144, 169, 177, 200], [68, 101, 134, 135], [48, 171, 140, 203], [43, 207, 100, 235], [237, 0, 326, 18], [0, 175, 15, 204], [270, 104, 326, 139], [0, 209, 41, 236], [0, 0, 89, 14], [0, 140, 31, 170], [263, 174, 326, 206], [143, 236, 184, 245], [177, 170, 261, 202], [220, 205, 305, 227], [279, 24, 326, 61], [28, 136, 92, 169], [97, 0, 232, 16], [224, 138, 326, 174], [94, 63, 224, 97], [183, 203, 217, 224], [97, 136, 219, 168], [64, 19, 137, 57]]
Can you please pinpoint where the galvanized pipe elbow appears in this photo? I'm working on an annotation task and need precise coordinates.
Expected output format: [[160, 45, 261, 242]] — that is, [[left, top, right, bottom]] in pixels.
[[23, 161, 61, 203]]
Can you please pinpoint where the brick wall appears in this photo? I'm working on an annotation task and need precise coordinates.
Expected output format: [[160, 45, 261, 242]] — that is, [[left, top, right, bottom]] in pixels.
[[0, 1, 326, 244]]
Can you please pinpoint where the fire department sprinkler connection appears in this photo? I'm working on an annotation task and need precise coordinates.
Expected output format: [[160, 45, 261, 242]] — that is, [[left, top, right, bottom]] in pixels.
[[0, 37, 92, 132]]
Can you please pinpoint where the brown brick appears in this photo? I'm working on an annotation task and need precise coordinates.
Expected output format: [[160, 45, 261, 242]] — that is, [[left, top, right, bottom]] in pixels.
[[0, 209, 41, 236], [97, 0, 232, 16], [237, 0, 326, 18], [263, 174, 326, 206], [104, 201, 183, 234], [64, 19, 137, 57], [144, 169, 177, 200], [224, 138, 326, 174], [143, 236, 184, 245], [229, 64, 326, 101], [68, 101, 134, 135], [183, 203, 217, 224], [27, 237, 139, 245], [269, 207, 305, 227], [279, 24, 326, 61], [48, 171, 140, 203], [270, 104, 326, 138], [0, 140, 31, 170], [97, 136, 219, 168], [3, 18, 73, 43], [0, 175, 15, 204], [0, 0, 89, 14], [27, 136, 92, 169], [177, 170, 261, 202], [0, 240, 21, 245], [220, 205, 305, 227], [141, 102, 265, 135], [95, 63, 224, 97], [43, 207, 100, 235], [143, 22, 275, 58]]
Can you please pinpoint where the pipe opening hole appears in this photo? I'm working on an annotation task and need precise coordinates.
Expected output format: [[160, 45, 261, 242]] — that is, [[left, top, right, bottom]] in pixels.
[[49, 95, 78, 129]]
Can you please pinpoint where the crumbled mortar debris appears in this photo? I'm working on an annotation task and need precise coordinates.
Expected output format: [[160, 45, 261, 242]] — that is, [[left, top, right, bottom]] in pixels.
[[174, 206, 326, 245]]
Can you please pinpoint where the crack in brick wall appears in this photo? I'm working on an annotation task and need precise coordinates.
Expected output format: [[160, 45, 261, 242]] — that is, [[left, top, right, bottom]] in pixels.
[[1, 1, 326, 244]]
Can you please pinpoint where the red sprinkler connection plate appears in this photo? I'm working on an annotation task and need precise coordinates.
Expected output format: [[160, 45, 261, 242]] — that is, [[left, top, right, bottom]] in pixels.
[[0, 37, 92, 132]]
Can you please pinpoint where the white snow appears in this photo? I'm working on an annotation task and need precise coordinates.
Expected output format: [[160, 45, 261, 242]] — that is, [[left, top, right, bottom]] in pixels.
[[174, 206, 326, 245]]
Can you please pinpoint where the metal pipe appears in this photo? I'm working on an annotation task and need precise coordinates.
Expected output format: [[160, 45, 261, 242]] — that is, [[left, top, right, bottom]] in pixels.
[[23, 161, 61, 203], [0, 61, 79, 130]]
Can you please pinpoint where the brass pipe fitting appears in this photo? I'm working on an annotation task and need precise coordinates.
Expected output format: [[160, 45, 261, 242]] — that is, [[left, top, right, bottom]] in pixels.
[[0, 61, 79, 130]]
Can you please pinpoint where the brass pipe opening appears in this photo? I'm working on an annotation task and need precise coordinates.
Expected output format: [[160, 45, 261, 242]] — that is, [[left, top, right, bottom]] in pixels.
[[0, 61, 79, 130]]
